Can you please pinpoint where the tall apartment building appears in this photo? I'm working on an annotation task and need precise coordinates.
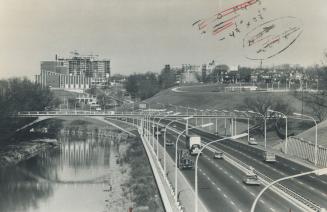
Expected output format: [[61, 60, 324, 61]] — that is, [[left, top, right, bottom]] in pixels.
[[56, 54, 110, 78], [36, 52, 111, 90]]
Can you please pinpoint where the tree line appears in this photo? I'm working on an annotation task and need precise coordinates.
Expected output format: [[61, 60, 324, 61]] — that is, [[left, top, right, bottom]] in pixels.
[[0, 78, 59, 143], [125, 65, 177, 100]]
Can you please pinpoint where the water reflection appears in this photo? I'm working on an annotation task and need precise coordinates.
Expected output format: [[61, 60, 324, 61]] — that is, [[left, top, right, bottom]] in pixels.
[[0, 129, 116, 212]]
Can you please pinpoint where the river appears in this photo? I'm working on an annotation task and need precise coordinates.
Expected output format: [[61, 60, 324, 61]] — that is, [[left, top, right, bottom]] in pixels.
[[0, 128, 122, 212]]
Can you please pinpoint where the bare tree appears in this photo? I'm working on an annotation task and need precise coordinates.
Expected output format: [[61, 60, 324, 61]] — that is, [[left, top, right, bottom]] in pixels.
[[241, 94, 293, 115], [302, 91, 327, 122]]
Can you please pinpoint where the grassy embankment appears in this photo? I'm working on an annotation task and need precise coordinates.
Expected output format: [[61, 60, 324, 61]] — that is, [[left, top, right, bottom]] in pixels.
[[145, 86, 315, 146], [122, 135, 164, 212]]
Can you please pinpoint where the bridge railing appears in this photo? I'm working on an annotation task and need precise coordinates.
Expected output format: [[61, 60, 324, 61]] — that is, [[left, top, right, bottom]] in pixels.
[[282, 136, 327, 167]]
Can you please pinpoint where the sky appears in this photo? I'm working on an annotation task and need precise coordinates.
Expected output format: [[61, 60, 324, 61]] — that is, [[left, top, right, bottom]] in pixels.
[[0, 0, 327, 79]]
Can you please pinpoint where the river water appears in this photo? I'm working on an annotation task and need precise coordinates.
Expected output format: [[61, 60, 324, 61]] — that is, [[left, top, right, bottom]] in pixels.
[[0, 129, 118, 212]]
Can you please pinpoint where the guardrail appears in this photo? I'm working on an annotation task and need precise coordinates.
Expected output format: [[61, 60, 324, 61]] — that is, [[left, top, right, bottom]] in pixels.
[[15, 111, 252, 119], [140, 129, 179, 212]]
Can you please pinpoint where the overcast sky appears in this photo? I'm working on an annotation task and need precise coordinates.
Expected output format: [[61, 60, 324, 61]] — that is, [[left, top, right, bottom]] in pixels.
[[0, 0, 326, 79]]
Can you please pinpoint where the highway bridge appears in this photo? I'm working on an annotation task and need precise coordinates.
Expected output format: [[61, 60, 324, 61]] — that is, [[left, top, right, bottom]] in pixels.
[[14, 109, 327, 212]]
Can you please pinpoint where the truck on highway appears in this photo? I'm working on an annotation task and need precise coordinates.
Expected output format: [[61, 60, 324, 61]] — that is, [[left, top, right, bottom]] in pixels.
[[177, 149, 194, 169], [185, 134, 202, 155], [263, 151, 276, 162], [243, 167, 260, 185]]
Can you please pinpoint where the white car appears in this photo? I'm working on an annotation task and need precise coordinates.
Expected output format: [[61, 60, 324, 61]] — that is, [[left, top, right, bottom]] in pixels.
[[213, 151, 224, 159], [248, 138, 258, 145], [243, 167, 260, 185], [243, 174, 260, 185], [166, 141, 174, 147]]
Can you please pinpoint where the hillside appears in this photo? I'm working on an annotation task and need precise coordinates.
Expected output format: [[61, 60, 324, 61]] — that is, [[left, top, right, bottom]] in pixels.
[[145, 86, 316, 147], [296, 119, 327, 147], [147, 86, 310, 113]]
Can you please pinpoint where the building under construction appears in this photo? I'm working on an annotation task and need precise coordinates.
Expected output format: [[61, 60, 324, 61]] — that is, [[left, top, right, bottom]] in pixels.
[[35, 51, 111, 90]]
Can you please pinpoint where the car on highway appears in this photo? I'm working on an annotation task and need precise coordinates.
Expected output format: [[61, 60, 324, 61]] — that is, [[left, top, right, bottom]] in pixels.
[[213, 151, 224, 159], [243, 167, 260, 185], [166, 141, 174, 147], [243, 174, 260, 185], [248, 137, 258, 145]]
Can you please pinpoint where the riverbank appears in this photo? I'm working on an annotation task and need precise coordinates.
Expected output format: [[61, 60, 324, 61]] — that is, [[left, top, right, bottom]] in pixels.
[[0, 139, 58, 167], [0, 115, 164, 211], [123, 134, 164, 212]]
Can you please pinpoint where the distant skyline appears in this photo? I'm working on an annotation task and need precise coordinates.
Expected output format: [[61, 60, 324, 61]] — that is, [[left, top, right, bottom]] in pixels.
[[1, 0, 327, 79]]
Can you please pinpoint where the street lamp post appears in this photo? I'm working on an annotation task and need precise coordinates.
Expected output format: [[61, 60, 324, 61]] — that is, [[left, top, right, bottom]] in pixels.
[[222, 110, 229, 136], [194, 108, 198, 126], [234, 116, 237, 135], [162, 115, 185, 173], [174, 122, 213, 202], [268, 109, 288, 153], [251, 168, 327, 212], [293, 112, 318, 166], [248, 111, 267, 149], [213, 109, 219, 134], [156, 111, 174, 157], [151, 112, 166, 148], [149, 112, 161, 146], [195, 133, 248, 212], [75, 102, 79, 114], [234, 110, 250, 142]]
